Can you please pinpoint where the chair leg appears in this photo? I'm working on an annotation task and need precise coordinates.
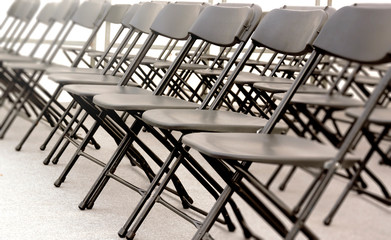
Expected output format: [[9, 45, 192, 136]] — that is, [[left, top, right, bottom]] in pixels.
[[79, 131, 135, 210], [118, 146, 181, 238], [43, 106, 84, 165], [54, 120, 101, 187], [40, 100, 76, 151], [15, 85, 63, 151]]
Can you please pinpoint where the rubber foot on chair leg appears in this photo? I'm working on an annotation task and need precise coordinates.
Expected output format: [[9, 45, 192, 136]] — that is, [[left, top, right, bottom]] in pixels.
[[54, 178, 63, 188], [323, 217, 332, 226], [78, 203, 86, 210], [118, 228, 127, 238], [94, 143, 101, 150], [40, 145, 46, 151], [15, 144, 22, 151], [87, 202, 94, 209], [126, 232, 136, 240], [43, 158, 50, 165]]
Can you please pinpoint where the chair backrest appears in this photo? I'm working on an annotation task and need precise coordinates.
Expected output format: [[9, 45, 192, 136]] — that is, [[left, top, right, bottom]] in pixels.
[[13, 0, 40, 22], [282, 5, 336, 17], [313, 5, 391, 64], [150, 3, 205, 40], [104, 4, 132, 24], [6, 0, 24, 18], [252, 8, 327, 55], [129, 2, 167, 34], [188, 5, 261, 47], [52, 0, 80, 23], [35, 2, 58, 25], [71, 1, 110, 29], [120, 4, 142, 29]]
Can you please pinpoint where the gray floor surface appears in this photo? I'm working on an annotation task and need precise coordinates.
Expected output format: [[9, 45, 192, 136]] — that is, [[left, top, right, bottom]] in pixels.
[[0, 106, 390, 240]]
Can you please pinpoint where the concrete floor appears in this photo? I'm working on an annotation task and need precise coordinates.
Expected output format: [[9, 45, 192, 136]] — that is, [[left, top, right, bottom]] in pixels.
[[0, 106, 390, 240]]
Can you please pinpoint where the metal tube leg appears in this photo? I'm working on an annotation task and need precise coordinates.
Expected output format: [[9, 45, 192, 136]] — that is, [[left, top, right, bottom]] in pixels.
[[40, 99, 76, 151], [118, 148, 180, 237], [15, 86, 63, 151], [125, 154, 184, 240], [192, 186, 235, 240], [53, 120, 101, 187], [79, 132, 133, 210], [43, 106, 84, 165]]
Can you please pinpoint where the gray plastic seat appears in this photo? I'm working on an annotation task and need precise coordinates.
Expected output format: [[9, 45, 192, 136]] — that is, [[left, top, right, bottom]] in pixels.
[[183, 133, 358, 167], [63, 84, 150, 97], [142, 109, 288, 133]]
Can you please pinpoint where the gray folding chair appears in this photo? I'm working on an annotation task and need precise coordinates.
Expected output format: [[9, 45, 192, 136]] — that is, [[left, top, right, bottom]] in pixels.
[[0, 0, 111, 144], [0, 0, 79, 114], [179, 5, 391, 239], [39, 2, 167, 163], [0, 0, 40, 51]]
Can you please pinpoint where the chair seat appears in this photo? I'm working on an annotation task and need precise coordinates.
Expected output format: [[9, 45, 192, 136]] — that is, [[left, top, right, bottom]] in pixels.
[[46, 66, 105, 75], [142, 109, 287, 132], [182, 132, 359, 168], [253, 82, 328, 94], [153, 61, 209, 71], [273, 93, 364, 109], [48, 73, 133, 86], [93, 94, 200, 111], [234, 72, 293, 85], [0, 54, 38, 63], [194, 68, 227, 76], [346, 107, 391, 125], [3, 61, 61, 71], [64, 84, 151, 97]]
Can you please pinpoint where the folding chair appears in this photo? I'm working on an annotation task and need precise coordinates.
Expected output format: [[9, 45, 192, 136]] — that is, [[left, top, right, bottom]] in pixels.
[[121, 8, 328, 240], [0, 0, 79, 119], [0, 0, 111, 144], [179, 5, 391, 239], [39, 2, 167, 164], [11, 3, 149, 151], [0, 0, 40, 52]]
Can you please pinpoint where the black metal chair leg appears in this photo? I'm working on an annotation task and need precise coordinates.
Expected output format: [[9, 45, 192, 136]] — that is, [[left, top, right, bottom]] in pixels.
[[125, 154, 184, 240], [15, 85, 63, 151], [40, 99, 76, 151], [79, 132, 133, 210], [118, 147, 180, 237], [279, 166, 297, 191], [54, 120, 101, 187], [43, 107, 84, 165]]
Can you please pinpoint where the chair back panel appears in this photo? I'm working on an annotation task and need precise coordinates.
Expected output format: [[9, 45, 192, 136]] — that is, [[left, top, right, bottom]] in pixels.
[[150, 3, 204, 40], [36, 2, 58, 24], [189, 5, 261, 46], [52, 0, 80, 23], [252, 9, 327, 55], [129, 2, 166, 34], [104, 4, 131, 24], [121, 4, 141, 28], [72, 1, 110, 29], [313, 5, 391, 64]]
